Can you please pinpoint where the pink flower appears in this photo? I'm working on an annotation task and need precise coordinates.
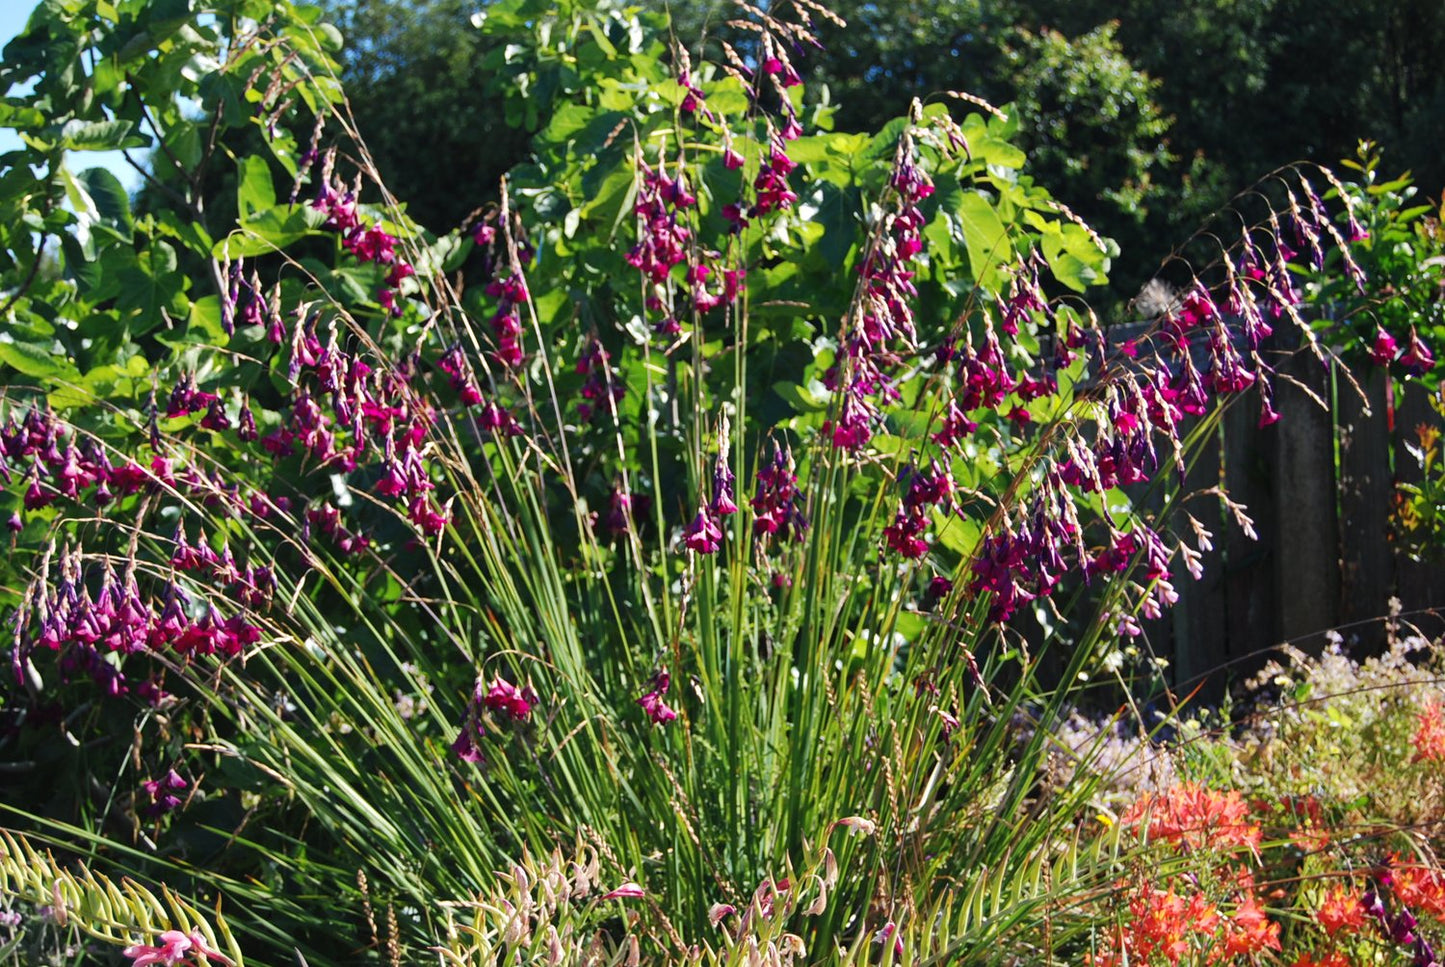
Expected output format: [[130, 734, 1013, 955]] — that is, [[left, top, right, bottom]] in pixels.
[[344, 225, 397, 265], [1401, 327, 1435, 373], [408, 495, 450, 534], [751, 442, 807, 543], [122, 929, 227, 966], [142, 769, 188, 818], [483, 678, 537, 722], [601, 883, 646, 900], [451, 707, 485, 764], [1371, 327, 1399, 366], [874, 921, 904, 958], [708, 903, 737, 926], [637, 669, 678, 726], [682, 510, 723, 554]]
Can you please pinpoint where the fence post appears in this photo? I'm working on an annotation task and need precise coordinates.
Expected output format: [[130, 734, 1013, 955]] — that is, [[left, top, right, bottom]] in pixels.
[[1392, 377, 1445, 640], [1223, 390, 1279, 680], [1170, 415, 1229, 697], [1269, 341, 1340, 653], [1335, 364, 1393, 652]]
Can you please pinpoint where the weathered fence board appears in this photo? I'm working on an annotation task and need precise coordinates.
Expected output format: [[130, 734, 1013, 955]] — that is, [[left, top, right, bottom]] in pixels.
[[1335, 365, 1393, 652], [1033, 319, 1442, 695], [1222, 390, 1278, 681], [1143, 323, 1442, 690], [1170, 415, 1227, 697], [1392, 379, 1445, 640], [1268, 346, 1341, 653]]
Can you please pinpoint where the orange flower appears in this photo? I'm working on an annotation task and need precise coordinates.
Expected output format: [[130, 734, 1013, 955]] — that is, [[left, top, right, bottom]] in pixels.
[[1289, 814, 1331, 852], [1394, 861, 1445, 919], [1121, 882, 1220, 965], [1413, 699, 1445, 763], [1217, 893, 1281, 959], [1122, 782, 1261, 852], [1292, 953, 1353, 967], [1315, 886, 1367, 936]]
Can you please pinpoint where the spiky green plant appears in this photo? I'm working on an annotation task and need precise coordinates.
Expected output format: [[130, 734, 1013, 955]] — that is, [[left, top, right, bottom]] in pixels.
[[0, 830, 246, 965], [0, 0, 1377, 963]]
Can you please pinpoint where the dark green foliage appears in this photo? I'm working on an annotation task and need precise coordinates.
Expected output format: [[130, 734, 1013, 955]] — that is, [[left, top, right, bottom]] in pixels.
[[303, 0, 1445, 307], [669, 0, 1179, 300], [676, 0, 1445, 302], [323, 0, 533, 232]]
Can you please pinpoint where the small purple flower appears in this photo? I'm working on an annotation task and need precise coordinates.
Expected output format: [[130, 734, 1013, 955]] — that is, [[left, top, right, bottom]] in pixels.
[[1371, 327, 1399, 366], [483, 678, 537, 722], [922, 575, 953, 611], [199, 399, 230, 432], [751, 442, 807, 542], [682, 511, 723, 554], [485, 272, 528, 367], [576, 339, 623, 422], [1362, 889, 1387, 921], [874, 921, 904, 958], [237, 403, 258, 442], [1257, 379, 1281, 428], [931, 400, 977, 449], [1401, 327, 1435, 374], [1346, 211, 1370, 242], [141, 769, 188, 818], [1392, 907, 1419, 946], [750, 134, 799, 216], [711, 453, 737, 517], [828, 393, 877, 450], [626, 160, 692, 284], [637, 669, 678, 726], [408, 495, 450, 535], [605, 486, 650, 535], [451, 699, 486, 764], [883, 462, 955, 559]]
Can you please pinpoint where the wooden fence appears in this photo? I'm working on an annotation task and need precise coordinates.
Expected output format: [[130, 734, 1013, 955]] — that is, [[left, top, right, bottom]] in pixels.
[[1130, 329, 1445, 698]]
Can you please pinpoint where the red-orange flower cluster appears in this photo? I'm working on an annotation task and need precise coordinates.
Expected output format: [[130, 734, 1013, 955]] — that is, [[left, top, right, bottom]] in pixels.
[[1394, 859, 1445, 920], [1089, 882, 1220, 966], [1217, 893, 1282, 959], [1412, 699, 1445, 763], [1315, 885, 1368, 936], [1291, 952, 1353, 967], [1122, 782, 1262, 852]]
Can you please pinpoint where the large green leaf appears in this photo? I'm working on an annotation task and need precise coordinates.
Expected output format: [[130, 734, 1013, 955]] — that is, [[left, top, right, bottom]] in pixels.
[[153, 207, 215, 258], [954, 189, 1012, 292], [78, 167, 133, 236], [1041, 223, 1112, 293], [57, 118, 150, 151], [0, 339, 67, 378], [186, 294, 226, 342], [117, 241, 188, 327], [212, 207, 316, 258], [236, 154, 276, 219]]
